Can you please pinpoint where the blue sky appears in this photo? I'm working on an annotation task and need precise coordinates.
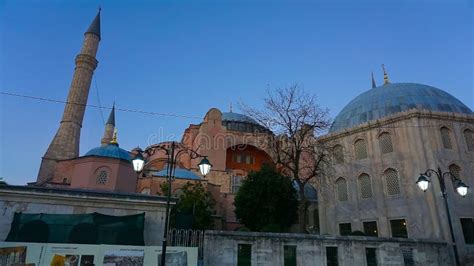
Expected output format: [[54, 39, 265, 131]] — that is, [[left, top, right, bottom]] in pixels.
[[1, 0, 473, 185]]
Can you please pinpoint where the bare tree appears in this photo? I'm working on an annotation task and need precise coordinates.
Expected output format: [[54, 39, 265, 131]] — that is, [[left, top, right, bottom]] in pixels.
[[242, 85, 331, 233]]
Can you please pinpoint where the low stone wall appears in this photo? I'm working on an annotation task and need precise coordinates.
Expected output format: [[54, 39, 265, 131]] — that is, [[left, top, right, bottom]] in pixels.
[[204, 230, 451, 266], [0, 185, 172, 245]]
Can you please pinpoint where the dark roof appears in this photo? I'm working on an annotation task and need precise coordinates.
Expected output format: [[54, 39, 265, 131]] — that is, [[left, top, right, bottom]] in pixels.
[[85, 10, 101, 39], [330, 82, 472, 133]]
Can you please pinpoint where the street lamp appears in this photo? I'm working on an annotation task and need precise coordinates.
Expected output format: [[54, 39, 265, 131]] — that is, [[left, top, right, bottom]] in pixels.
[[132, 141, 212, 266], [416, 167, 469, 266]]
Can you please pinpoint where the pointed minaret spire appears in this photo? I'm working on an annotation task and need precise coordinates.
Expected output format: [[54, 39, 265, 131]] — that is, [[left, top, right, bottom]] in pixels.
[[101, 104, 116, 146], [37, 11, 102, 184], [229, 102, 233, 113], [382, 64, 390, 85], [85, 7, 101, 40], [371, 72, 377, 88]]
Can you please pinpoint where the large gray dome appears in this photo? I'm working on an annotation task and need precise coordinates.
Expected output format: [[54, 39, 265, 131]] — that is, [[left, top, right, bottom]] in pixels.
[[329, 83, 472, 133]]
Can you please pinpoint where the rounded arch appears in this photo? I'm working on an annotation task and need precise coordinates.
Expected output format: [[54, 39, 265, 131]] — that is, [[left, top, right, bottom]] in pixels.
[[378, 132, 394, 154], [332, 144, 344, 164], [463, 128, 474, 151], [357, 173, 373, 198], [440, 126, 453, 149], [335, 177, 348, 202], [354, 139, 368, 160], [383, 168, 401, 196], [69, 223, 98, 244], [448, 163, 461, 179], [225, 144, 274, 172], [17, 220, 49, 242]]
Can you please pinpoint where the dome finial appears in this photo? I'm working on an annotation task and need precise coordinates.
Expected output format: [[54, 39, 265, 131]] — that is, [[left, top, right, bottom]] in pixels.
[[382, 64, 390, 85], [110, 128, 118, 145], [371, 72, 377, 88]]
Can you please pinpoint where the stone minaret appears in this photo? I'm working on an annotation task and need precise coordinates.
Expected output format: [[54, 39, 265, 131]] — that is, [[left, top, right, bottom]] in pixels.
[[36, 11, 101, 184], [101, 105, 115, 146]]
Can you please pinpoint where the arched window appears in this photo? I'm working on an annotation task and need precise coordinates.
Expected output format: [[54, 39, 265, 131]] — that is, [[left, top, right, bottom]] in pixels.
[[440, 127, 453, 149], [449, 164, 461, 179], [379, 132, 394, 154], [358, 173, 373, 198], [354, 139, 368, 160], [464, 129, 474, 151], [333, 145, 344, 164], [336, 178, 348, 202], [384, 168, 401, 195], [95, 167, 109, 185]]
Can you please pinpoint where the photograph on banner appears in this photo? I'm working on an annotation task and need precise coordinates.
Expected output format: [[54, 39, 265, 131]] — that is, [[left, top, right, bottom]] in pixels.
[[99, 245, 145, 266], [143, 246, 198, 266], [0, 242, 45, 266], [43, 243, 100, 266]]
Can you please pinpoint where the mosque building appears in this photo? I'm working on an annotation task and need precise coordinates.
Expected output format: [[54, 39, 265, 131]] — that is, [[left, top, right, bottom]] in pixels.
[[3, 9, 473, 264]]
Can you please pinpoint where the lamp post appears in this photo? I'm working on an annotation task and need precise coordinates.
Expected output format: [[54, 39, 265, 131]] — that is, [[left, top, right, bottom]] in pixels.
[[132, 141, 212, 266], [416, 167, 469, 266]]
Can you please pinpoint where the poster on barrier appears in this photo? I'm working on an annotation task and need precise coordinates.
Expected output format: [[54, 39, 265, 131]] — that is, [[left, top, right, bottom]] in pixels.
[[143, 246, 198, 266], [0, 242, 45, 266], [0, 242, 198, 266], [43, 243, 102, 266]]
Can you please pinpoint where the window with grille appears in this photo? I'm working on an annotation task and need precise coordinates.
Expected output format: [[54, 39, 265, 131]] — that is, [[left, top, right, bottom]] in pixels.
[[354, 139, 368, 159], [95, 169, 108, 185], [378, 132, 393, 154], [363, 221, 378, 237], [460, 218, 474, 244], [358, 174, 373, 199], [232, 176, 243, 194], [333, 145, 344, 164], [326, 246, 338, 266], [384, 168, 401, 195], [401, 246, 414, 266], [390, 219, 408, 238], [238, 244, 251, 266], [464, 129, 474, 151], [440, 127, 453, 149], [336, 178, 348, 202], [339, 223, 352, 235], [449, 164, 461, 179], [283, 245, 297, 266]]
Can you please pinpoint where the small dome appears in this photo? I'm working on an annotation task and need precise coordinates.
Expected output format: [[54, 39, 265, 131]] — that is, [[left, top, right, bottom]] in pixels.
[[84, 144, 132, 161], [151, 167, 201, 180], [292, 181, 317, 201], [330, 83, 472, 133]]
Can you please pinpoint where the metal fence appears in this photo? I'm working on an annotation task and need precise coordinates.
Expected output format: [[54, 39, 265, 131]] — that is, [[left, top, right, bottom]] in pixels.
[[168, 228, 205, 259]]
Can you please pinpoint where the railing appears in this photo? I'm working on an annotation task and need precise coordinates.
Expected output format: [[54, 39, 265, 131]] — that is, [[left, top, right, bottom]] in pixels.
[[168, 228, 205, 259]]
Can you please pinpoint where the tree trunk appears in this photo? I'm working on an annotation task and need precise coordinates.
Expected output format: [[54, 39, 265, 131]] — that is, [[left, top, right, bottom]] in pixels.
[[298, 185, 307, 233]]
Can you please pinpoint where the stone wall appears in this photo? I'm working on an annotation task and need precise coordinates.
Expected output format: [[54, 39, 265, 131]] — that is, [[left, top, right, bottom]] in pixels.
[[0, 185, 172, 245], [204, 231, 451, 266]]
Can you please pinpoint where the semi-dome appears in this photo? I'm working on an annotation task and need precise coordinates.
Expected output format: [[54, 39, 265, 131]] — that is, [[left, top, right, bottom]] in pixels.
[[330, 83, 472, 133], [151, 167, 201, 180], [84, 143, 132, 161]]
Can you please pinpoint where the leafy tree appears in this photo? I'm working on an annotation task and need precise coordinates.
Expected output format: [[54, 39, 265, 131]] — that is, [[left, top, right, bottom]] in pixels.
[[242, 85, 330, 232], [169, 182, 215, 230], [234, 166, 298, 232]]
